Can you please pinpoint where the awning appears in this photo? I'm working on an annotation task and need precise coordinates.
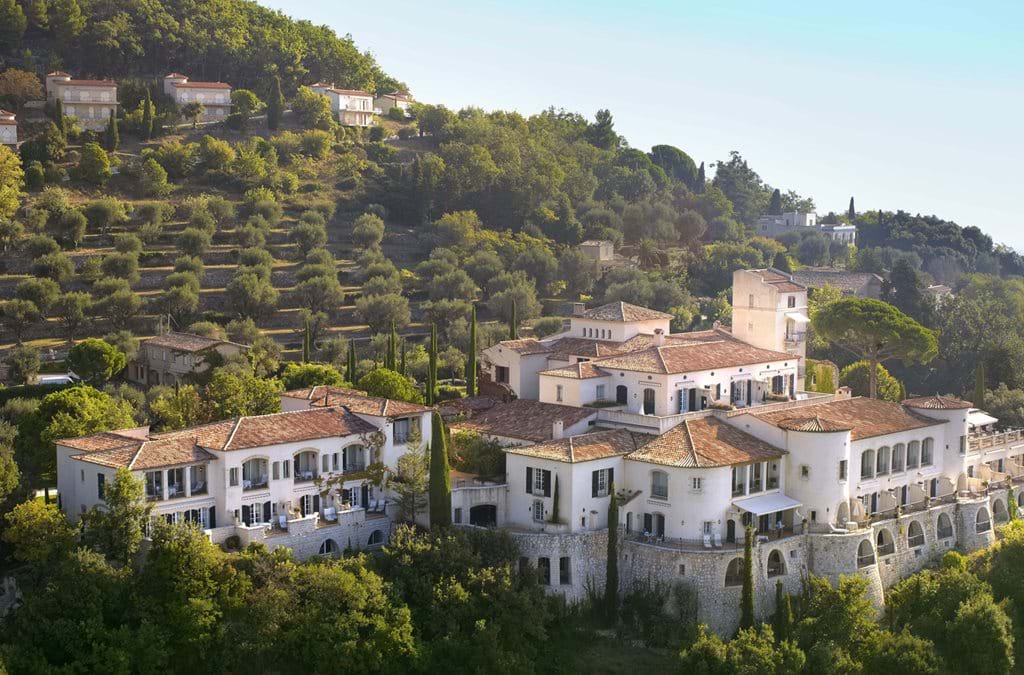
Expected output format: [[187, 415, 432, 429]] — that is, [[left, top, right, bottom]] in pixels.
[[733, 493, 802, 516], [968, 410, 999, 428], [785, 312, 811, 323]]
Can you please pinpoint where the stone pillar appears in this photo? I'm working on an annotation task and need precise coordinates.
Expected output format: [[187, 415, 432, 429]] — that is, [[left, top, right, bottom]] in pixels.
[[185, 468, 192, 498]]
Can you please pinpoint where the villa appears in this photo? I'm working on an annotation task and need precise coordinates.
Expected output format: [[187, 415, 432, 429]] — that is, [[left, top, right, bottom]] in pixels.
[[45, 72, 118, 131], [162, 73, 232, 121], [309, 82, 374, 127], [126, 332, 247, 387]]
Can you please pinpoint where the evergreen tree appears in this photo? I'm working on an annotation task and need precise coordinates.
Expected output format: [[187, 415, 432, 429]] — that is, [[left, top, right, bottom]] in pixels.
[[975, 362, 986, 409], [509, 298, 518, 340], [399, 339, 407, 376], [426, 323, 437, 405], [466, 304, 478, 397], [549, 475, 560, 524], [386, 320, 397, 371], [427, 412, 451, 528], [1008, 485, 1018, 521], [104, 110, 118, 152], [772, 252, 791, 273], [605, 481, 619, 624], [695, 162, 706, 193], [141, 88, 153, 140], [768, 188, 782, 215], [52, 97, 65, 137], [741, 526, 755, 629], [267, 74, 284, 130], [848, 196, 856, 220], [346, 339, 357, 383], [301, 319, 310, 363], [773, 580, 793, 641]]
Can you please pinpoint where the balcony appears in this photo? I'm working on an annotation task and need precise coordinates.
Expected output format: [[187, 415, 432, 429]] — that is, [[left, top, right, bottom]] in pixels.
[[343, 462, 366, 475], [243, 477, 269, 491], [784, 331, 806, 345], [294, 470, 318, 483]]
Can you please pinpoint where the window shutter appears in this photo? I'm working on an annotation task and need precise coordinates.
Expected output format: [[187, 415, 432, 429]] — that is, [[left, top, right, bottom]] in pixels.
[[263, 501, 271, 523], [592, 471, 599, 498], [209, 506, 216, 528], [241, 504, 251, 526], [526, 467, 533, 494], [608, 468, 614, 490], [543, 470, 551, 497], [313, 495, 320, 513]]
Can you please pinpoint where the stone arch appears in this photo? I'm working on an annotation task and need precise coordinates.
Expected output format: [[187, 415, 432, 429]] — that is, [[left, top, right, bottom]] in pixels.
[[857, 539, 875, 568], [936, 512, 954, 539], [993, 498, 1009, 523], [907, 520, 925, 548], [767, 549, 785, 577], [976, 507, 991, 533], [367, 529, 385, 547], [724, 557, 744, 587], [241, 455, 271, 490], [318, 538, 339, 556], [876, 528, 895, 557]]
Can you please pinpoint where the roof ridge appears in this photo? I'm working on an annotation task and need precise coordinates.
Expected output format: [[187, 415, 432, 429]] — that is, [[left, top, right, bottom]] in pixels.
[[683, 419, 699, 468], [224, 418, 244, 451], [567, 436, 576, 462]]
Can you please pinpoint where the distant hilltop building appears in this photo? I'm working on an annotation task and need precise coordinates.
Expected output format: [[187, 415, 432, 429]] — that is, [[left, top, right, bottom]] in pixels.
[[309, 82, 374, 127], [45, 71, 118, 131], [757, 211, 856, 244], [163, 73, 232, 121], [0, 110, 16, 145]]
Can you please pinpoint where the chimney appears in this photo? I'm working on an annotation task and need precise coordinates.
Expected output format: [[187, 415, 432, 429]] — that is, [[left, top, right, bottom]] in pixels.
[[836, 386, 852, 400], [653, 328, 665, 347], [552, 420, 564, 440], [572, 302, 586, 317]]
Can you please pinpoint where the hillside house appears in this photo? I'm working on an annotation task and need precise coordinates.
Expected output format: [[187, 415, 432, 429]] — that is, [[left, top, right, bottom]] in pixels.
[[309, 82, 374, 127], [45, 72, 118, 131], [163, 73, 232, 121], [127, 332, 247, 387], [757, 211, 856, 244], [0, 110, 15, 145], [374, 91, 413, 115], [578, 239, 614, 262]]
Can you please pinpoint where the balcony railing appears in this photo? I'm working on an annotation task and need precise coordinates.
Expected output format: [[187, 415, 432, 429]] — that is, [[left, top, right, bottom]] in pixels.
[[190, 481, 207, 496], [294, 470, 318, 483], [784, 332, 806, 344], [343, 462, 367, 474], [969, 429, 1024, 452], [243, 477, 269, 491]]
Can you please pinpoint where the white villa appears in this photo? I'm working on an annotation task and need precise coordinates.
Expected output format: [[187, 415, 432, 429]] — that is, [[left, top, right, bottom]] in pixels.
[[757, 211, 857, 244], [0, 110, 15, 145], [309, 83, 374, 127], [46, 72, 118, 131], [374, 91, 413, 116], [163, 73, 232, 121], [126, 332, 247, 387]]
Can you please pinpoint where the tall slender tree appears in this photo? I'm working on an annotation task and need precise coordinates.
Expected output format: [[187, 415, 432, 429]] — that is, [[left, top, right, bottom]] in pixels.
[[848, 196, 856, 220], [773, 580, 793, 642], [346, 339, 357, 384], [427, 412, 451, 528], [426, 323, 437, 405], [695, 162, 706, 193], [399, 339, 407, 376], [466, 304, 477, 397], [104, 110, 118, 152], [267, 74, 284, 130], [53, 98, 65, 137], [301, 319, 310, 363], [768, 188, 782, 215], [605, 481, 619, 624], [509, 298, 518, 340], [740, 526, 755, 629], [386, 320, 397, 370], [141, 87, 153, 140]]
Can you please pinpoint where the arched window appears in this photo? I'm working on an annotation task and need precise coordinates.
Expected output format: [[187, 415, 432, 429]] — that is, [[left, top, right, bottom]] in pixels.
[[876, 528, 895, 556], [318, 538, 339, 556], [861, 450, 875, 479], [907, 520, 925, 548], [876, 446, 890, 475], [857, 539, 875, 568], [767, 549, 785, 577], [937, 513, 954, 539], [976, 507, 991, 533], [892, 443, 905, 472], [293, 450, 318, 481], [651, 471, 669, 500], [993, 499, 1009, 524], [922, 438, 934, 466], [367, 529, 385, 546], [907, 441, 920, 469], [725, 557, 744, 586], [242, 458, 269, 490]]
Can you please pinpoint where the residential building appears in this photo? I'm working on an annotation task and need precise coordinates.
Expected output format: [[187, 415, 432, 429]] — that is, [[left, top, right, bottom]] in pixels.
[[163, 73, 232, 121], [578, 240, 615, 262], [309, 82, 374, 127], [757, 211, 856, 243], [790, 269, 884, 298], [0, 110, 16, 145], [731, 268, 808, 387], [126, 332, 247, 387], [374, 91, 413, 115], [45, 72, 118, 131]]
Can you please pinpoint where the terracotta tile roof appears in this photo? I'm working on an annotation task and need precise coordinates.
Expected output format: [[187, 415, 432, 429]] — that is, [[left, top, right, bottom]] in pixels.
[[451, 399, 596, 443], [790, 269, 882, 295], [591, 340, 796, 375], [582, 301, 673, 322], [902, 395, 972, 410], [47, 71, 71, 77], [281, 385, 430, 416], [774, 415, 853, 432], [221, 407, 377, 450], [143, 332, 239, 353], [629, 416, 785, 468], [750, 269, 806, 293], [174, 81, 232, 89], [580, 239, 613, 246], [546, 337, 624, 358], [57, 428, 151, 452], [506, 428, 645, 463], [754, 397, 945, 441], [492, 338, 552, 355], [439, 395, 501, 419], [70, 434, 216, 471], [331, 88, 372, 97], [280, 385, 366, 401], [539, 362, 605, 380], [62, 79, 118, 87]]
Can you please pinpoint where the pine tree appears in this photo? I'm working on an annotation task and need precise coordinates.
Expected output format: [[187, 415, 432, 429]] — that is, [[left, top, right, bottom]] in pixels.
[[848, 196, 856, 220], [427, 412, 452, 528], [466, 304, 477, 397], [53, 98, 65, 138], [975, 361, 986, 409], [509, 298, 518, 340], [605, 481, 619, 624], [104, 110, 119, 152], [141, 88, 153, 140], [768, 188, 782, 215], [267, 75, 284, 130], [426, 323, 438, 405], [346, 339, 357, 383], [695, 162, 706, 194], [740, 526, 755, 629]]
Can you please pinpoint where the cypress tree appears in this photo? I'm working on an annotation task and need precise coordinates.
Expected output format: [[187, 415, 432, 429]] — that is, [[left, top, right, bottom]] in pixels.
[[772, 252, 791, 273], [142, 88, 153, 140], [427, 412, 452, 528], [426, 323, 438, 405], [267, 74, 284, 130], [772, 580, 793, 642], [104, 110, 119, 152], [301, 319, 310, 363], [975, 361, 986, 409], [509, 298, 518, 340], [1009, 485, 1019, 521], [768, 188, 782, 215], [549, 475, 560, 524], [386, 320, 397, 371], [695, 162, 706, 194], [53, 98, 65, 138], [740, 526, 755, 629], [399, 339, 407, 376], [848, 196, 856, 220], [466, 304, 477, 397], [605, 481, 619, 624], [346, 339, 357, 383]]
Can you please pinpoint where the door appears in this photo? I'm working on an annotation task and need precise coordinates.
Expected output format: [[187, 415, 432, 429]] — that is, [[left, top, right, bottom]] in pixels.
[[643, 388, 655, 415], [616, 385, 628, 405], [689, 389, 697, 411], [759, 514, 770, 534], [653, 513, 665, 537], [726, 519, 736, 543], [643, 513, 653, 534], [626, 512, 633, 533], [361, 484, 369, 508]]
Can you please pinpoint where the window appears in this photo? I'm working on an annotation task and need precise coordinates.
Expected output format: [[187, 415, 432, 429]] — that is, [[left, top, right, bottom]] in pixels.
[[229, 467, 239, 487], [538, 557, 551, 585], [876, 446, 890, 475], [272, 461, 280, 480], [80, 469, 85, 482], [922, 438, 934, 466], [959, 435, 966, 455], [678, 564, 686, 576], [283, 461, 290, 479], [839, 459, 848, 481], [691, 477, 703, 491], [453, 508, 462, 524], [394, 417, 412, 444], [907, 520, 925, 548], [860, 450, 875, 479], [596, 384, 606, 400], [322, 454, 330, 473], [556, 385, 563, 402], [907, 441, 920, 469], [332, 453, 339, 471], [787, 296, 796, 308], [748, 294, 754, 308], [937, 513, 953, 539], [592, 468, 611, 497], [559, 556, 571, 585], [97, 473, 106, 500], [532, 500, 545, 522], [892, 443, 905, 472], [534, 469, 545, 494], [800, 465, 810, 479], [651, 471, 669, 500]]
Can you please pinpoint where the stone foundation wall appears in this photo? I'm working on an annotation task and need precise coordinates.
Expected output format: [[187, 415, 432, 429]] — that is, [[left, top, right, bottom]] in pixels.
[[510, 529, 608, 602]]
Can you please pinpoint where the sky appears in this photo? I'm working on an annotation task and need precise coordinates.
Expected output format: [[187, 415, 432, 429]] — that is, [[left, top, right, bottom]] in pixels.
[[260, 1, 1024, 249]]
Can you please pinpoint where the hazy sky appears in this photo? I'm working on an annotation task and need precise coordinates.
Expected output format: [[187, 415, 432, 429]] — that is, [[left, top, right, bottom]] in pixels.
[[260, 1, 1024, 249]]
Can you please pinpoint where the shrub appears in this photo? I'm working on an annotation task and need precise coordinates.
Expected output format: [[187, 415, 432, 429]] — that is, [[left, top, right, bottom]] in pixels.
[[369, 126, 385, 142], [300, 130, 333, 158], [24, 161, 44, 190], [25, 234, 60, 258], [397, 126, 417, 140], [532, 316, 565, 338], [32, 252, 74, 283], [75, 143, 111, 185], [137, 157, 170, 196], [84, 198, 130, 235], [113, 234, 143, 255], [205, 195, 236, 223], [177, 228, 212, 257]]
